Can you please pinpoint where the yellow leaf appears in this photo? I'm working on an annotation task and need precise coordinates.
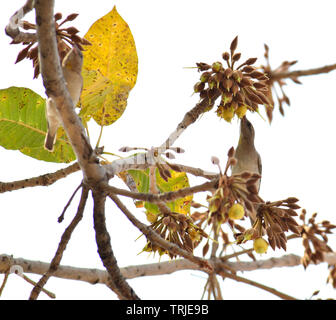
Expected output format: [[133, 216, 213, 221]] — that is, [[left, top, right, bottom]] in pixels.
[[81, 6, 138, 126]]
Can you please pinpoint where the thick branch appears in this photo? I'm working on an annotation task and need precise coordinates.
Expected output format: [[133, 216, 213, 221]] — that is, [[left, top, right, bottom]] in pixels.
[[0, 162, 80, 193], [34, 0, 104, 184], [92, 190, 140, 300], [2, 253, 335, 286]]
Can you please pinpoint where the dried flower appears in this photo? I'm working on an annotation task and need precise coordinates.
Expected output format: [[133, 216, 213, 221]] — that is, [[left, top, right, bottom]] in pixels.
[[143, 211, 207, 258], [250, 198, 301, 251], [195, 36, 273, 122], [191, 147, 263, 255], [261, 44, 299, 122], [299, 210, 336, 269], [13, 12, 91, 78]]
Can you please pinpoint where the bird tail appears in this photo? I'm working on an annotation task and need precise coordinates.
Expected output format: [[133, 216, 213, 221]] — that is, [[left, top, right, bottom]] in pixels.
[[44, 131, 56, 152]]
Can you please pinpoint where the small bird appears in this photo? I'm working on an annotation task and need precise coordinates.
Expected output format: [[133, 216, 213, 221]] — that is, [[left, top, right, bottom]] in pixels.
[[231, 116, 262, 221], [44, 45, 83, 151]]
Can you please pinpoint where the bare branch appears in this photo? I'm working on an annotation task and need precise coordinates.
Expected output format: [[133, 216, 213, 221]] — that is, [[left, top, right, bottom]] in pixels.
[[92, 190, 140, 300], [5, 0, 37, 44], [218, 269, 297, 300], [28, 186, 88, 300], [171, 164, 218, 180], [2, 253, 335, 288], [0, 162, 80, 194], [271, 63, 336, 81], [103, 178, 218, 203], [34, 0, 104, 183], [58, 182, 83, 223], [159, 93, 220, 152]]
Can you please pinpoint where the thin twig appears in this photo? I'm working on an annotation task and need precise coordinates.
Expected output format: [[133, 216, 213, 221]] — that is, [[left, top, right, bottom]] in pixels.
[[103, 178, 218, 203], [21, 273, 56, 299], [58, 182, 83, 222], [219, 270, 297, 300], [28, 186, 88, 300], [220, 248, 254, 261], [0, 270, 9, 296], [271, 63, 336, 81]]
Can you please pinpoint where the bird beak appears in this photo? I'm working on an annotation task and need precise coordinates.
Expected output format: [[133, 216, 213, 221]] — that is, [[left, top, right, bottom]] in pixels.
[[240, 116, 246, 131]]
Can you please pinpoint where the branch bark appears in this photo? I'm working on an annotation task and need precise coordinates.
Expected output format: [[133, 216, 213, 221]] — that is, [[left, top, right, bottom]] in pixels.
[[34, 0, 104, 184], [271, 63, 336, 81], [5, 0, 36, 44], [33, 0, 139, 300], [92, 190, 140, 300], [1, 252, 335, 287], [0, 162, 80, 193], [103, 178, 218, 203]]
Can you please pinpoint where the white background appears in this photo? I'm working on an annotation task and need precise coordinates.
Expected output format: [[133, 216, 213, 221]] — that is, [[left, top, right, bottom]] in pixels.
[[0, 0, 336, 300]]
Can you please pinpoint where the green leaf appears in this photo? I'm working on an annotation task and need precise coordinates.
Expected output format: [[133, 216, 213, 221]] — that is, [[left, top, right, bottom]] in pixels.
[[81, 6, 138, 126], [0, 87, 75, 163], [126, 168, 193, 216]]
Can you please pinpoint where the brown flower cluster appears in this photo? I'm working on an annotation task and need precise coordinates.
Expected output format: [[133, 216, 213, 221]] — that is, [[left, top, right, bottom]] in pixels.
[[191, 147, 262, 252], [247, 198, 302, 251], [13, 12, 91, 78], [261, 44, 300, 122], [143, 211, 207, 259], [299, 210, 336, 268], [194, 36, 273, 122]]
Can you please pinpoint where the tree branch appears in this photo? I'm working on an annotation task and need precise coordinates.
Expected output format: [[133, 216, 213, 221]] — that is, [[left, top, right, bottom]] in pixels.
[[2, 252, 335, 288], [34, 0, 104, 183], [5, 0, 36, 44], [92, 190, 140, 300], [159, 92, 220, 152], [218, 269, 297, 300], [271, 63, 336, 81], [0, 162, 80, 194], [103, 178, 218, 203], [28, 185, 88, 300]]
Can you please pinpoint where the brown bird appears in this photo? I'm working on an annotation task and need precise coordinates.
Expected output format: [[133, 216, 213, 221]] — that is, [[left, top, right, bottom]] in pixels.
[[231, 116, 262, 221], [44, 45, 83, 151]]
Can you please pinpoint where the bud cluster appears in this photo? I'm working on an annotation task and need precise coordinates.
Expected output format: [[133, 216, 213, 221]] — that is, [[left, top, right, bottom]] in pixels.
[[299, 210, 336, 268], [191, 147, 262, 255], [194, 36, 273, 122], [143, 211, 207, 259], [13, 12, 91, 78], [256, 198, 301, 251], [261, 44, 299, 122]]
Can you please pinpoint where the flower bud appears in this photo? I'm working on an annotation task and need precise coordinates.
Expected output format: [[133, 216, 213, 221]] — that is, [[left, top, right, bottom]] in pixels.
[[212, 61, 223, 73]]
